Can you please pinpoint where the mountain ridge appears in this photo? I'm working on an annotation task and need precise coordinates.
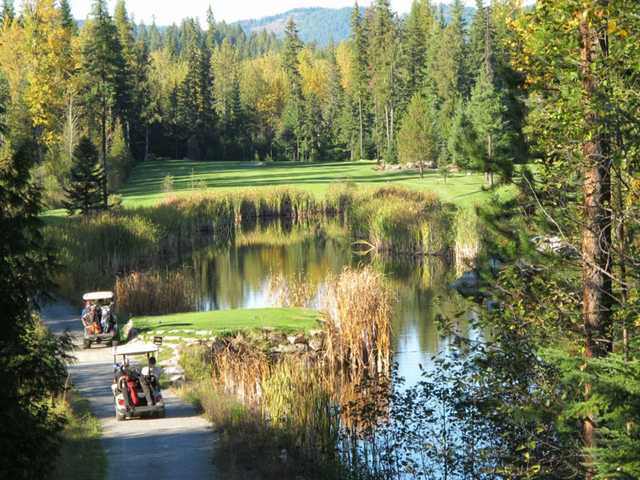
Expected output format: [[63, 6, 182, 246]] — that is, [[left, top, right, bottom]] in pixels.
[[233, 5, 475, 47]]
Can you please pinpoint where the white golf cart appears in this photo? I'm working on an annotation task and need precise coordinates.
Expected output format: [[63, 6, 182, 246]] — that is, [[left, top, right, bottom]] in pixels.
[[111, 343, 165, 421], [81, 291, 119, 349]]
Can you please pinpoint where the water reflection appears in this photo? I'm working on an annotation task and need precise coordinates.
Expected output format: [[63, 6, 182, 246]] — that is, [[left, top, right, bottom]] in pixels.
[[166, 219, 478, 384]]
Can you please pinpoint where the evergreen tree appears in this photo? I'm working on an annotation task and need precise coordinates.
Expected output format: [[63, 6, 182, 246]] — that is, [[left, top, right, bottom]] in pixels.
[[148, 18, 162, 51], [447, 102, 479, 169], [59, 0, 76, 34], [368, 0, 400, 163], [81, 0, 126, 206], [402, 0, 432, 99], [397, 91, 437, 177], [281, 17, 303, 161], [466, 70, 513, 185], [63, 136, 105, 215], [206, 4, 216, 50], [0, 0, 14, 27], [177, 18, 213, 160], [350, 1, 370, 160], [0, 72, 72, 479]]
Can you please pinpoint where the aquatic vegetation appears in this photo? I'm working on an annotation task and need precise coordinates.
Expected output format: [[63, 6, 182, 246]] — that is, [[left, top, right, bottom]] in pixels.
[[454, 207, 481, 274], [267, 272, 316, 308], [45, 212, 160, 298], [323, 266, 394, 374], [114, 270, 196, 316]]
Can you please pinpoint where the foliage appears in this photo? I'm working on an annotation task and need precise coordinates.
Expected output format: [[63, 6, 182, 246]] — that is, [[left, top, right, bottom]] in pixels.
[[397, 92, 438, 176], [63, 136, 105, 215], [0, 79, 73, 477]]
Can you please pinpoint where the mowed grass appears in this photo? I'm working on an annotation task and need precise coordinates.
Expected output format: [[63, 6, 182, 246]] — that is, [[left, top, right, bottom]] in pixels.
[[120, 160, 493, 208], [132, 307, 321, 337]]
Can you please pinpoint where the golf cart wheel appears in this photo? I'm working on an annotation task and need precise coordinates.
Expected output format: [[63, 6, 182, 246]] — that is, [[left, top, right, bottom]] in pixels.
[[82, 339, 91, 349], [116, 411, 126, 421]]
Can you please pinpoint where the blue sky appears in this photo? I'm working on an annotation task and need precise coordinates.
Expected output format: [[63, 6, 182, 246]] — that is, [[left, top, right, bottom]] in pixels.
[[61, 0, 482, 25]]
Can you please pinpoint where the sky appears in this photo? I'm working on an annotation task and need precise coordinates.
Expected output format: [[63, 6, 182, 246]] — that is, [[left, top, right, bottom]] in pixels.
[[59, 0, 481, 26]]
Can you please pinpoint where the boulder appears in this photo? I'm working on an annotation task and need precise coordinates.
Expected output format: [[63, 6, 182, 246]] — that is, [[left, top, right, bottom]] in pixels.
[[272, 344, 300, 354], [309, 337, 324, 352], [287, 334, 307, 345]]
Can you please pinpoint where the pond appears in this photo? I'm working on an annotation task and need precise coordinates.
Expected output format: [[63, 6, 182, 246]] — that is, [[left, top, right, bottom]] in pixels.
[[173, 218, 480, 387]]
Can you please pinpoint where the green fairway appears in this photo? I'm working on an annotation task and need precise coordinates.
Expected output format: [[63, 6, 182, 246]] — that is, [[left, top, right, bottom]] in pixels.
[[132, 307, 321, 337], [119, 159, 492, 208]]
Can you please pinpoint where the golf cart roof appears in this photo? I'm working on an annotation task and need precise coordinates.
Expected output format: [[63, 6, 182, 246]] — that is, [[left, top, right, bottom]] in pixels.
[[113, 343, 159, 356], [83, 291, 114, 301]]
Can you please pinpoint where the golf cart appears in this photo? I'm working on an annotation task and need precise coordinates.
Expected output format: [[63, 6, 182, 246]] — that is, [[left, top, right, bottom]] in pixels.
[[111, 343, 165, 421], [81, 291, 118, 349]]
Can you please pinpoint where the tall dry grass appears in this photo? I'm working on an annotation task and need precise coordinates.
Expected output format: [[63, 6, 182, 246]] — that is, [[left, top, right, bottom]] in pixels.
[[114, 270, 196, 316], [267, 273, 316, 307], [454, 207, 480, 275], [322, 266, 394, 375]]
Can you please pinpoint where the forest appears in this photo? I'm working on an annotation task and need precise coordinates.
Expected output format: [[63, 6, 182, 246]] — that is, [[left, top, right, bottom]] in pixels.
[[1, 0, 639, 479], [0, 0, 526, 207]]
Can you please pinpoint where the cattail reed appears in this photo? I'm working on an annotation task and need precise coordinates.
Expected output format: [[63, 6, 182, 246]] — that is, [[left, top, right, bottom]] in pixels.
[[115, 270, 195, 316], [322, 266, 394, 375]]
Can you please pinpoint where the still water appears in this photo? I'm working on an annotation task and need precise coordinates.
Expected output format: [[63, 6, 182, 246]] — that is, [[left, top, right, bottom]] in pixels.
[[171, 219, 480, 386]]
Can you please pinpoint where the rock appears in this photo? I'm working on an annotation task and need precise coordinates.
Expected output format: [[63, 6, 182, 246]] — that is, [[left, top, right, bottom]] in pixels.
[[272, 344, 300, 354], [211, 337, 227, 354], [309, 338, 324, 352], [169, 374, 185, 386], [195, 330, 211, 336], [287, 334, 306, 345], [268, 332, 286, 344], [294, 343, 308, 353]]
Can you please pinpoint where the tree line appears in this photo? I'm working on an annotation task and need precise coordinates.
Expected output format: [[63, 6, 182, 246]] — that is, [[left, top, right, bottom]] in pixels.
[[0, 0, 526, 209]]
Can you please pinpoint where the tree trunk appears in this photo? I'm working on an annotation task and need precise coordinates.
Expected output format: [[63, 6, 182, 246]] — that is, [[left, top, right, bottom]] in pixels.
[[580, 6, 612, 477], [145, 124, 150, 161], [101, 94, 108, 209], [358, 97, 364, 161]]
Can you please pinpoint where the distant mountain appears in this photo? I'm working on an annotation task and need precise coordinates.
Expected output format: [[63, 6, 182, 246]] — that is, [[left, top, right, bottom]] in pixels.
[[234, 5, 475, 47], [235, 7, 356, 47]]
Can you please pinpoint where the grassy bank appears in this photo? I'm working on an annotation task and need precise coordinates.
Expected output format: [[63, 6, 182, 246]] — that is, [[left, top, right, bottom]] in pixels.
[[118, 160, 493, 209], [175, 267, 393, 479], [132, 308, 321, 338], [45, 186, 452, 302], [52, 392, 106, 480]]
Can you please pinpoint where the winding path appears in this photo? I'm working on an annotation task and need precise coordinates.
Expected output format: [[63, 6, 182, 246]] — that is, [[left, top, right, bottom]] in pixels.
[[43, 301, 217, 480]]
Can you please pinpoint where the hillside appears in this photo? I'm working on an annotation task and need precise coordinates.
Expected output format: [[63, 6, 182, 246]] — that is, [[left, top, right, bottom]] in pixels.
[[234, 5, 475, 47], [235, 7, 356, 47]]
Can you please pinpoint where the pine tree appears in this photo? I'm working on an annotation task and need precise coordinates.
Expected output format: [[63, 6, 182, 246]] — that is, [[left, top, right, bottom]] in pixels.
[[466, 70, 513, 185], [397, 92, 437, 177], [148, 18, 162, 51], [402, 0, 432, 98], [82, 0, 126, 206], [206, 4, 216, 50], [177, 18, 213, 160], [59, 0, 76, 34], [350, 1, 370, 160], [63, 136, 105, 215], [281, 17, 303, 161]]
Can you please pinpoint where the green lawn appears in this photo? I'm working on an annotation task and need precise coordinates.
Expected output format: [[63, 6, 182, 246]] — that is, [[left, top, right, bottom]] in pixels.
[[132, 307, 321, 337], [119, 159, 493, 208]]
